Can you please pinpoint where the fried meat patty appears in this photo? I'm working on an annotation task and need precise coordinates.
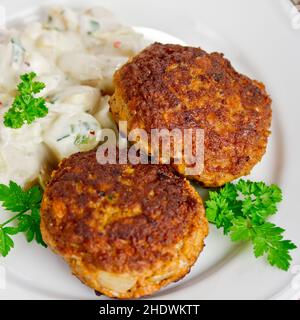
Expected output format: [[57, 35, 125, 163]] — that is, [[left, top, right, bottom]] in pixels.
[[110, 43, 272, 187], [40, 150, 208, 298]]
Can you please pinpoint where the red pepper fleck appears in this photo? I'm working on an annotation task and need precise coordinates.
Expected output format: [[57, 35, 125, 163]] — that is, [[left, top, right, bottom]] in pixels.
[[113, 40, 121, 49]]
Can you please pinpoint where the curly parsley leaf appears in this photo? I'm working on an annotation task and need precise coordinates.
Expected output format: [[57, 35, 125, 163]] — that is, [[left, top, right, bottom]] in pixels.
[[206, 180, 297, 271], [0, 181, 46, 257], [3, 72, 48, 129]]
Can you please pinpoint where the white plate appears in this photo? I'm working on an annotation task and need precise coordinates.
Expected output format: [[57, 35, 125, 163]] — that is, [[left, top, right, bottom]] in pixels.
[[0, 0, 300, 300]]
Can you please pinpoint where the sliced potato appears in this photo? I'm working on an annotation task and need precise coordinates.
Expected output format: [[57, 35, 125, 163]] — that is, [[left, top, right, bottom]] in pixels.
[[51, 85, 100, 114], [43, 112, 101, 161]]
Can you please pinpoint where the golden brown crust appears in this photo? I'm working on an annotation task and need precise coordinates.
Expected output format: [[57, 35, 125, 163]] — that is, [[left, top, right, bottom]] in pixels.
[[110, 43, 272, 186], [40, 149, 208, 298]]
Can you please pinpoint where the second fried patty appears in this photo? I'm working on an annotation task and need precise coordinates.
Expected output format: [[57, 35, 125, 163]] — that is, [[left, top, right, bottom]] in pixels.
[[110, 43, 272, 187], [40, 150, 208, 298]]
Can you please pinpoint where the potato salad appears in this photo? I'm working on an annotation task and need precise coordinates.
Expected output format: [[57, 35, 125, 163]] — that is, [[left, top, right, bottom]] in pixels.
[[0, 6, 146, 187]]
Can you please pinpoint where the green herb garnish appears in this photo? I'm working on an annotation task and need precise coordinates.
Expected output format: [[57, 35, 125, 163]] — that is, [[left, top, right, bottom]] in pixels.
[[4, 72, 48, 129], [57, 134, 70, 142], [87, 20, 100, 35], [0, 181, 46, 257], [74, 134, 90, 145], [206, 180, 297, 271]]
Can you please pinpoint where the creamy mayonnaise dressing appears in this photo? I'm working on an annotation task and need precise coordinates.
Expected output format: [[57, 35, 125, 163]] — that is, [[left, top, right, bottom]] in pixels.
[[0, 6, 146, 187]]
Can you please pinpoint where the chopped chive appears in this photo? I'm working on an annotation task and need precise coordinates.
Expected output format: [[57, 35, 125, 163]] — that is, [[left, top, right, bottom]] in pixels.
[[57, 134, 70, 142]]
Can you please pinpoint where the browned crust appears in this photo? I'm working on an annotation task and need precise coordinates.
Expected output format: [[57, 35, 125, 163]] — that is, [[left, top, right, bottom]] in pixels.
[[110, 43, 272, 186], [41, 150, 208, 276]]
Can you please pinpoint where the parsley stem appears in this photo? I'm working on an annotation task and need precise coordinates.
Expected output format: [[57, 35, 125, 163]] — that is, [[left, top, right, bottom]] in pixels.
[[0, 211, 26, 228]]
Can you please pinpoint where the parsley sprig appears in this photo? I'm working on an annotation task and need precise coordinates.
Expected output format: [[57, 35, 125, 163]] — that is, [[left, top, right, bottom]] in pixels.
[[0, 181, 46, 257], [206, 180, 297, 271], [4, 72, 48, 129]]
